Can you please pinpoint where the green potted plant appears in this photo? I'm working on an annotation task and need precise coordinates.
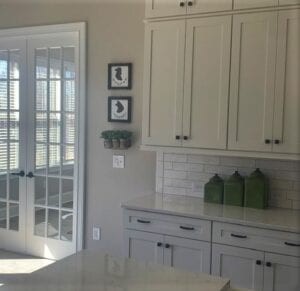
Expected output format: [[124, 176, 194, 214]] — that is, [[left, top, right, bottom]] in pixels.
[[119, 130, 132, 149], [111, 130, 121, 149], [100, 130, 113, 149]]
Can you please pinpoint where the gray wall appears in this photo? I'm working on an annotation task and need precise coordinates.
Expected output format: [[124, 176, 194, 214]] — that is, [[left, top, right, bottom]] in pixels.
[[0, 0, 156, 256]]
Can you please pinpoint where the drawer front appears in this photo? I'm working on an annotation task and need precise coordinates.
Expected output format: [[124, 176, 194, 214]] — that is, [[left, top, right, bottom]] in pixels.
[[124, 209, 211, 241], [234, 0, 278, 9], [213, 222, 300, 256]]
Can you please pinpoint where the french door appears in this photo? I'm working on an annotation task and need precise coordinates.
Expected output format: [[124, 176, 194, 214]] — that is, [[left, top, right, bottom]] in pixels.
[[0, 24, 85, 260]]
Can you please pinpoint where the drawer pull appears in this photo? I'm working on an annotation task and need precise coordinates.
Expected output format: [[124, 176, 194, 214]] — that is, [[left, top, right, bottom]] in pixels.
[[137, 219, 151, 224], [231, 233, 247, 239], [180, 226, 195, 231], [285, 242, 300, 247]]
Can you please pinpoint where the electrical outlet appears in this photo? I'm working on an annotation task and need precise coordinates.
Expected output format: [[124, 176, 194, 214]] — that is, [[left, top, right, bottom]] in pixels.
[[93, 226, 100, 240], [113, 155, 125, 168]]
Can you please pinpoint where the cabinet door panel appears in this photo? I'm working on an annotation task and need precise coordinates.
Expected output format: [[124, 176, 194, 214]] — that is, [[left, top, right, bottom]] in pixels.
[[187, 0, 233, 14], [273, 9, 300, 154], [142, 21, 185, 146], [183, 16, 231, 149], [264, 253, 300, 291], [212, 244, 264, 290], [228, 12, 277, 152], [234, 0, 278, 10], [124, 230, 164, 265], [146, 0, 187, 18], [164, 236, 211, 274]]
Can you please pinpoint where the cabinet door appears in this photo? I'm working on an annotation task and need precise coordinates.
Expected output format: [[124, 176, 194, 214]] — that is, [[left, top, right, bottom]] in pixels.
[[273, 9, 300, 154], [183, 16, 231, 149], [142, 20, 185, 146], [145, 0, 187, 18], [187, 0, 233, 14], [263, 253, 300, 291], [212, 244, 264, 290], [164, 236, 211, 274], [234, 0, 278, 10], [228, 12, 277, 152], [124, 230, 164, 265]]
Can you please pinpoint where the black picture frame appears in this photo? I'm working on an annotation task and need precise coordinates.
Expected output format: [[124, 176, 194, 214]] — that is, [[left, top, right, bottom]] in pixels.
[[108, 96, 132, 123], [108, 63, 132, 90]]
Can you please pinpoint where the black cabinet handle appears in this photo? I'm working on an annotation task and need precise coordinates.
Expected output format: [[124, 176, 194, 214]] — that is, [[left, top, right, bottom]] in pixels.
[[231, 233, 247, 239], [165, 243, 170, 249], [137, 219, 151, 224], [256, 260, 262, 265], [285, 242, 300, 247], [175, 135, 181, 140], [157, 242, 162, 247], [266, 262, 272, 267], [265, 139, 271, 144], [188, 1, 193, 6], [180, 226, 195, 231], [179, 1, 185, 7], [11, 171, 25, 177], [26, 172, 34, 178], [274, 139, 280, 145], [183, 136, 188, 140]]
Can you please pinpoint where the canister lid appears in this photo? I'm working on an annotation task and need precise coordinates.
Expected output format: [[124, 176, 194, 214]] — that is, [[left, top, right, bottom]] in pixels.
[[209, 174, 223, 183]]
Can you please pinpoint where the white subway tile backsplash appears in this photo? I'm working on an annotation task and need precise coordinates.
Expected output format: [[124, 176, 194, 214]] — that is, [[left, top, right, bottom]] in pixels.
[[156, 153, 300, 210]]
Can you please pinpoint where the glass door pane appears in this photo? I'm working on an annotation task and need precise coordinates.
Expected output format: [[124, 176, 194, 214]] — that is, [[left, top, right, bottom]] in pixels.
[[33, 45, 76, 243]]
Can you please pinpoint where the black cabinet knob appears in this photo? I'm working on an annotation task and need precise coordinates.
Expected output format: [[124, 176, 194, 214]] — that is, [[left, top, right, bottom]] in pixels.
[[188, 1, 193, 6], [265, 139, 271, 144], [266, 262, 272, 267], [157, 242, 162, 247], [179, 1, 185, 7], [165, 243, 170, 249], [274, 139, 280, 144], [176, 135, 181, 140], [256, 260, 262, 265], [183, 136, 188, 140]]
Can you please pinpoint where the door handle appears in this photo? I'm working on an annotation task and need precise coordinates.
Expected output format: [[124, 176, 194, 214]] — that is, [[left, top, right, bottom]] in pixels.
[[165, 243, 171, 249], [256, 260, 262, 265], [157, 242, 163, 247], [179, 1, 185, 7], [285, 242, 300, 247], [11, 171, 25, 177], [26, 172, 34, 178], [187, 1, 193, 6], [266, 262, 272, 267]]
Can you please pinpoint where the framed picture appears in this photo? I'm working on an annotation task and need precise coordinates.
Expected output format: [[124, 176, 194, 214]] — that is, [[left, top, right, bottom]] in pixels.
[[108, 96, 132, 123], [108, 63, 132, 89]]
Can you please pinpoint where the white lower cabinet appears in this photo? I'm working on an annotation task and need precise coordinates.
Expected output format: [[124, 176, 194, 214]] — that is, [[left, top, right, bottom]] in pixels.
[[212, 244, 264, 290], [263, 253, 300, 291], [124, 229, 211, 274]]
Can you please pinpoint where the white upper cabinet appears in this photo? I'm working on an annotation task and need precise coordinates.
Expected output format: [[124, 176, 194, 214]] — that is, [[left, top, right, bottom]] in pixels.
[[234, 0, 278, 10], [146, 0, 233, 18], [279, 0, 300, 5], [228, 12, 278, 152], [183, 16, 231, 149], [273, 9, 300, 154], [145, 0, 187, 18], [187, 0, 233, 14], [142, 20, 185, 146]]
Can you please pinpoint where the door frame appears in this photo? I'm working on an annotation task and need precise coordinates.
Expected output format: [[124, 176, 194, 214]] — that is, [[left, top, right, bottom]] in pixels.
[[0, 22, 86, 253]]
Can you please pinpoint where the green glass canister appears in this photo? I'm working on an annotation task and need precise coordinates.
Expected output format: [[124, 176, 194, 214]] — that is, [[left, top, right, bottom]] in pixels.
[[204, 174, 224, 204], [224, 171, 244, 207], [244, 168, 268, 209]]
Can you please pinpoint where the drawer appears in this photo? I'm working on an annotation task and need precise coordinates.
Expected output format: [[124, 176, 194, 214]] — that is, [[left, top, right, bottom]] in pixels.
[[213, 222, 300, 256], [234, 0, 278, 9], [124, 209, 211, 242]]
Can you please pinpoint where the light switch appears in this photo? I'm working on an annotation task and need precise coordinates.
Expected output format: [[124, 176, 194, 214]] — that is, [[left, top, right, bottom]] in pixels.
[[113, 155, 125, 168]]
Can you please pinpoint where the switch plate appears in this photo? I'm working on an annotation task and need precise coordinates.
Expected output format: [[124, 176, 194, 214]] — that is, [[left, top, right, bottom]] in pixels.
[[113, 155, 125, 168], [93, 226, 100, 240]]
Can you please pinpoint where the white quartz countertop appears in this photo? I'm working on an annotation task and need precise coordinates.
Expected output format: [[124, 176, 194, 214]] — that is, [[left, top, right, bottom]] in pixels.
[[122, 194, 300, 233], [0, 250, 233, 291]]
